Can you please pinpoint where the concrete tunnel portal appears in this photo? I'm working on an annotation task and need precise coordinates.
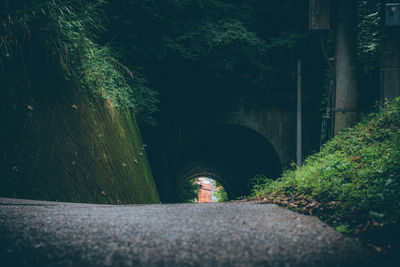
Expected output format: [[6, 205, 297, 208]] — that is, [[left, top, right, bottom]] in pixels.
[[173, 124, 282, 201]]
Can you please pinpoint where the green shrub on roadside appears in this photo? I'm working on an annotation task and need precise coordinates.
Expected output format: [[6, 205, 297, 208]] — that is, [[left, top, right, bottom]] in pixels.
[[248, 174, 275, 195], [251, 98, 400, 242]]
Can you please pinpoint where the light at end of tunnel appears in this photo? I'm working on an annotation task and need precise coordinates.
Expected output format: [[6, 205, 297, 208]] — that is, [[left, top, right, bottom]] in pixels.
[[177, 177, 228, 203]]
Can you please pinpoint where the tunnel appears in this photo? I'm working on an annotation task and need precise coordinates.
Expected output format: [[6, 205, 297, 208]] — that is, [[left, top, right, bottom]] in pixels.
[[173, 124, 282, 201]]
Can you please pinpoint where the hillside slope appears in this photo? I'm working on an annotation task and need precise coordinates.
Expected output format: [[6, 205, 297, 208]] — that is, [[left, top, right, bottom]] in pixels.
[[0, 0, 159, 204], [251, 98, 400, 253]]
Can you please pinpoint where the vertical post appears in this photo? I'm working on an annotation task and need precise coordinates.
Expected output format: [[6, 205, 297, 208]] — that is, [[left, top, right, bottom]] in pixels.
[[297, 60, 302, 167], [334, 0, 358, 134], [210, 181, 214, 202]]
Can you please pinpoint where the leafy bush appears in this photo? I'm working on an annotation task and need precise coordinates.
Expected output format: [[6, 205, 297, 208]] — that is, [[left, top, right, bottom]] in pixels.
[[0, 0, 158, 125], [248, 174, 275, 195], [216, 187, 228, 202], [250, 98, 400, 247]]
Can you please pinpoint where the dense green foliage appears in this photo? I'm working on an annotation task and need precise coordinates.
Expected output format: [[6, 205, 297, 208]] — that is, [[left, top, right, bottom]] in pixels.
[[0, 0, 160, 203], [0, 0, 158, 125], [177, 179, 201, 203], [104, 0, 323, 111], [101, 0, 383, 115], [250, 98, 400, 247]]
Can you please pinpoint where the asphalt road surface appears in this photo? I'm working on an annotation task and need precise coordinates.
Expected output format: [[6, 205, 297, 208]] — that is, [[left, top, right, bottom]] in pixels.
[[0, 198, 377, 266]]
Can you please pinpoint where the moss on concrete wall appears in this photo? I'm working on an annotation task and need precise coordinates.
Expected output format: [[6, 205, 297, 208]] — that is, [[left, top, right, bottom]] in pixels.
[[0, 81, 160, 204], [0, 0, 160, 204]]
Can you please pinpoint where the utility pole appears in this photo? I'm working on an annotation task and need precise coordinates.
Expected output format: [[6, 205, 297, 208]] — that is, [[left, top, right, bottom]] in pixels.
[[334, 0, 358, 134], [297, 60, 302, 167]]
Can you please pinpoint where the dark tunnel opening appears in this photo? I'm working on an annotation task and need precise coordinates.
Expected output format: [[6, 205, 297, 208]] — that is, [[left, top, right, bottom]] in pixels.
[[174, 124, 282, 201]]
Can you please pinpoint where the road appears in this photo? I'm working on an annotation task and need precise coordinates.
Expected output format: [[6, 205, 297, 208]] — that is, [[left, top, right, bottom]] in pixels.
[[0, 198, 376, 266]]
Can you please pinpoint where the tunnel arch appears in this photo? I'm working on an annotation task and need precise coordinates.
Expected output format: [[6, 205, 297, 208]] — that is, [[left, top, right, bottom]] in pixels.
[[174, 124, 282, 201]]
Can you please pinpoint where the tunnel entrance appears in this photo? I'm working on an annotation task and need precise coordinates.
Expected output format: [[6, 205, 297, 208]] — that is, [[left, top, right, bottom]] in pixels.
[[174, 124, 282, 201]]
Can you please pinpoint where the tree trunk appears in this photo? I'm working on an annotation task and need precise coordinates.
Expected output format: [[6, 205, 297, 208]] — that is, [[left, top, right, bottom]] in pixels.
[[334, 0, 358, 134]]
